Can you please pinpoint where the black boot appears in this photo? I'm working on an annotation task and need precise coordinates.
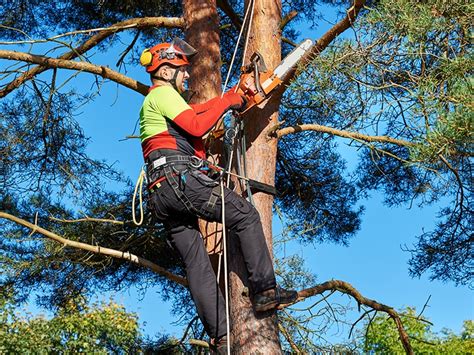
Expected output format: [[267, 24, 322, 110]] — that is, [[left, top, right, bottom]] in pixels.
[[254, 286, 298, 312]]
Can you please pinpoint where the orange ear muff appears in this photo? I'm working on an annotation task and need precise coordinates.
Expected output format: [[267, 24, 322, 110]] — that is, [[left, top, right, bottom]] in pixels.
[[140, 49, 153, 66]]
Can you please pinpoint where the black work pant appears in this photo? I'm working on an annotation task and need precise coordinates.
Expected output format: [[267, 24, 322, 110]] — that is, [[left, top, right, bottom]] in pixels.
[[150, 169, 276, 338]]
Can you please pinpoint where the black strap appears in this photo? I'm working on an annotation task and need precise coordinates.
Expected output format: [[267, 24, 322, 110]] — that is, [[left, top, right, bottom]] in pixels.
[[200, 184, 222, 219], [146, 155, 201, 184], [163, 165, 202, 217]]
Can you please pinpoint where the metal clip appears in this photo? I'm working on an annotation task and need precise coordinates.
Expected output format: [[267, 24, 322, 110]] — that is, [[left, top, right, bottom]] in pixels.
[[189, 156, 203, 169]]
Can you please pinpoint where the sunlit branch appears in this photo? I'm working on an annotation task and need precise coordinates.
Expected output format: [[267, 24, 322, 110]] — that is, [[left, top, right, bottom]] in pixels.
[[281, 11, 298, 30], [286, 280, 413, 355], [0, 212, 187, 287], [271, 122, 414, 147], [49, 216, 124, 225], [279, 323, 303, 354], [0, 50, 149, 95], [0, 17, 184, 98]]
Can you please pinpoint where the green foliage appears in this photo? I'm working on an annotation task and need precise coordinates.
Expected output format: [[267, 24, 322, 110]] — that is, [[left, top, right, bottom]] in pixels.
[[291, 0, 473, 284], [363, 307, 474, 353], [0, 295, 141, 354]]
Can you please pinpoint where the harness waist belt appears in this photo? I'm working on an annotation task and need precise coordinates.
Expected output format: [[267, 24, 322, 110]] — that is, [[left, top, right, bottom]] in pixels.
[[146, 154, 277, 196]]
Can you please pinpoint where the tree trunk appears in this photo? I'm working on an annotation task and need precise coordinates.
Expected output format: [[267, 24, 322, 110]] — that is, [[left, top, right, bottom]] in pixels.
[[228, 0, 283, 353], [183, 0, 224, 273], [184, 0, 283, 352]]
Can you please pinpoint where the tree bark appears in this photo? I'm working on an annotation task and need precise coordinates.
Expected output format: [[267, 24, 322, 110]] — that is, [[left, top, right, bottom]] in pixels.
[[228, 0, 283, 353], [182, 0, 226, 289]]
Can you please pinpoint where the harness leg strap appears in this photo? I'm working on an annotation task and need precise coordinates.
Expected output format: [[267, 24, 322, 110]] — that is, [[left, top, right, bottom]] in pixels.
[[164, 165, 223, 220], [164, 165, 201, 216], [201, 185, 222, 219]]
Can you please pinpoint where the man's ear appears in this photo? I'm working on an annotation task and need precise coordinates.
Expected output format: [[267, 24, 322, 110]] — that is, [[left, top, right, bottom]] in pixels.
[[157, 66, 169, 80]]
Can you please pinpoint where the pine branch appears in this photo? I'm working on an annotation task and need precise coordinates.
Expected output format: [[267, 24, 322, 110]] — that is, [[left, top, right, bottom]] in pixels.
[[0, 211, 187, 287], [271, 123, 414, 147], [0, 50, 149, 95], [283, 0, 367, 85], [0, 16, 184, 98]]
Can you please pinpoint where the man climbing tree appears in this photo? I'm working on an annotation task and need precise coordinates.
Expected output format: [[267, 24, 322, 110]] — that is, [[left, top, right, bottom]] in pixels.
[[0, 0, 471, 354], [137, 37, 297, 352]]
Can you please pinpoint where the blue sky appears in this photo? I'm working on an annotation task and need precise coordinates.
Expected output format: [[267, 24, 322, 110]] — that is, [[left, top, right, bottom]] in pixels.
[[5, 2, 472, 346]]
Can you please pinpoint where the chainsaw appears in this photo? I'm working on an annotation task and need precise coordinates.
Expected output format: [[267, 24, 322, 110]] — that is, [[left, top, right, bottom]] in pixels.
[[236, 39, 313, 113]]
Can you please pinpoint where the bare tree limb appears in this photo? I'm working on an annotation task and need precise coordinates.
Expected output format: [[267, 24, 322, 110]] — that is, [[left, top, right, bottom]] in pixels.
[[280, 11, 298, 30], [0, 16, 184, 98], [269, 122, 415, 147], [0, 50, 149, 95], [217, 0, 242, 29], [286, 280, 413, 355], [49, 216, 124, 225], [0, 211, 187, 287]]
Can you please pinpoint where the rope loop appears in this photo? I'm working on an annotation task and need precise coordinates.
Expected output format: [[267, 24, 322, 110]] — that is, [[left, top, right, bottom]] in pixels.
[[132, 167, 146, 226]]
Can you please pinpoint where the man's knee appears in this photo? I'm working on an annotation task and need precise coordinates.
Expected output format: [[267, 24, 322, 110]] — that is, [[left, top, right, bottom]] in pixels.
[[226, 194, 261, 228]]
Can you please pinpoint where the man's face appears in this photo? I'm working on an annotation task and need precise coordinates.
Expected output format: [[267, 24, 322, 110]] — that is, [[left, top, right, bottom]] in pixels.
[[174, 66, 189, 93]]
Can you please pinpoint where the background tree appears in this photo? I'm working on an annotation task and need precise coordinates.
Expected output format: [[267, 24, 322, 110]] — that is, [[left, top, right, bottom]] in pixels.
[[363, 307, 474, 353], [0, 0, 471, 353], [0, 290, 141, 353]]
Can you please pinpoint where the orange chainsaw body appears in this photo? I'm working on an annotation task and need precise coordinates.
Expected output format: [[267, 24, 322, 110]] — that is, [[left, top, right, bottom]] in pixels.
[[237, 71, 282, 109]]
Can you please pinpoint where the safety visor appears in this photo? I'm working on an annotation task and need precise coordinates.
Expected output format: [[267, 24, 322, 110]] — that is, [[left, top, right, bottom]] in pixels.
[[166, 38, 198, 58]]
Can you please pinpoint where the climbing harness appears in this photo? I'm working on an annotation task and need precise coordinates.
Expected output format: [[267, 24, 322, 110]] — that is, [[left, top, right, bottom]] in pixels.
[[146, 154, 225, 219]]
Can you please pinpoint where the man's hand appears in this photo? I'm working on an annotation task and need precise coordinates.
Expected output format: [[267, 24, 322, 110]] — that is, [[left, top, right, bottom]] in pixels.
[[223, 90, 248, 112]]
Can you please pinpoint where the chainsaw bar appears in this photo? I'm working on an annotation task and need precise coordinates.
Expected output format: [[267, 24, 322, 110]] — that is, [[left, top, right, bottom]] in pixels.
[[237, 39, 314, 112], [267, 38, 313, 84]]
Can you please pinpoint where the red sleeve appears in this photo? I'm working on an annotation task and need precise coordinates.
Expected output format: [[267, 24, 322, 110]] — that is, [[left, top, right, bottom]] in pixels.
[[172, 93, 243, 137], [189, 97, 222, 114]]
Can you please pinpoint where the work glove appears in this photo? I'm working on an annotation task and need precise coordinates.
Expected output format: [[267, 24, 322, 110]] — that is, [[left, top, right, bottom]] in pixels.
[[223, 88, 247, 112]]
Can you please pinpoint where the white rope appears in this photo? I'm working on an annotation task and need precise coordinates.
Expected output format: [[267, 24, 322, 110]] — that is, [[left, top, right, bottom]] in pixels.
[[221, 0, 255, 95], [241, 0, 256, 68], [131, 168, 146, 226], [218, 1, 256, 353], [220, 179, 231, 355]]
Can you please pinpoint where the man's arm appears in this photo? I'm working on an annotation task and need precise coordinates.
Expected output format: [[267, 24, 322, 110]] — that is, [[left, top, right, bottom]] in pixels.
[[190, 97, 222, 114], [158, 87, 244, 137]]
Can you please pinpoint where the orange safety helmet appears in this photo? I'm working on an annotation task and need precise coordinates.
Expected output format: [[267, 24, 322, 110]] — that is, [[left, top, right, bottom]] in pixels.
[[140, 38, 197, 73]]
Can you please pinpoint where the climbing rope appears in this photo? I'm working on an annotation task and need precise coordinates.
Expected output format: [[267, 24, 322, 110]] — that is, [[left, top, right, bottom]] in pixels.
[[131, 167, 146, 226], [218, 1, 256, 353]]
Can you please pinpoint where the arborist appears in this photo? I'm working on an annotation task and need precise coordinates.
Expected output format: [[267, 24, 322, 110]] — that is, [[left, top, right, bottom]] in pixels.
[[138, 38, 297, 352]]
